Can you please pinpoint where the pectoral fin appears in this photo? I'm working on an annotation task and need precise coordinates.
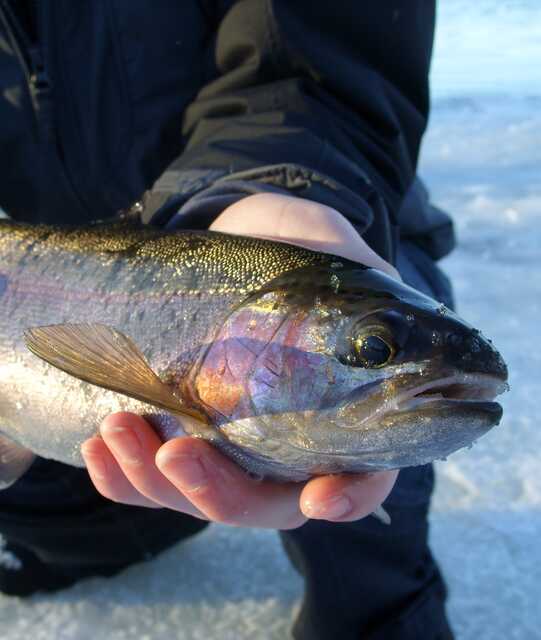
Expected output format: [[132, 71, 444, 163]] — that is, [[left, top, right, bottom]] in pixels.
[[24, 323, 208, 423], [0, 435, 35, 489]]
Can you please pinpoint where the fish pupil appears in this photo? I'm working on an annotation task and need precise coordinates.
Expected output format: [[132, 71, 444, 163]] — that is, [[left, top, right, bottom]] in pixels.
[[355, 335, 392, 367]]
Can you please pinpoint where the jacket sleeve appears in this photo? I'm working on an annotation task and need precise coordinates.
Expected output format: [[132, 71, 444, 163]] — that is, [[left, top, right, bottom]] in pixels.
[[145, 0, 436, 264]]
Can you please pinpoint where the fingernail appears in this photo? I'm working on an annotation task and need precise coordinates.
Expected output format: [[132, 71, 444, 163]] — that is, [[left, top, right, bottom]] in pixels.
[[303, 494, 352, 520], [81, 446, 108, 480], [157, 452, 208, 493], [101, 423, 141, 464]]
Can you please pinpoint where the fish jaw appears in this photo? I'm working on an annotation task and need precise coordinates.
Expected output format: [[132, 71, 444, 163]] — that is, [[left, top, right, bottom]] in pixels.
[[328, 368, 507, 468], [212, 367, 507, 480]]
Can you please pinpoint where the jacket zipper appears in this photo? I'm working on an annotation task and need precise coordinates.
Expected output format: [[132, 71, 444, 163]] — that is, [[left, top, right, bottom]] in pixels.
[[1, 1, 137, 219]]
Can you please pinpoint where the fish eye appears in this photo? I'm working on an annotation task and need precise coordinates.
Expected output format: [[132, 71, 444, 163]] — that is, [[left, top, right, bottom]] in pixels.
[[352, 333, 395, 368]]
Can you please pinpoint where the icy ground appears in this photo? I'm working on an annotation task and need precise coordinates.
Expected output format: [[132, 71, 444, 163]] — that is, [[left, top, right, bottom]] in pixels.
[[420, 96, 541, 639], [2, 2, 540, 639]]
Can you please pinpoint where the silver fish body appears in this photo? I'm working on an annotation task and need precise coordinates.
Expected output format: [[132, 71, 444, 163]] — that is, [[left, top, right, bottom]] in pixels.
[[0, 218, 508, 485]]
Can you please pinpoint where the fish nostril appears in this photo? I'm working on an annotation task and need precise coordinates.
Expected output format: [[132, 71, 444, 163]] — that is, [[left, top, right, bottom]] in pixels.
[[445, 332, 463, 348]]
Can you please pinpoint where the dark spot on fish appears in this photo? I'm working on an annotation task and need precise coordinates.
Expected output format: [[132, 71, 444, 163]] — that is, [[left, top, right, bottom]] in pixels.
[[0, 273, 6, 299]]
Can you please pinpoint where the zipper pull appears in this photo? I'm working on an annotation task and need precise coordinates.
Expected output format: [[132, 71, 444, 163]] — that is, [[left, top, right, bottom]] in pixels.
[[28, 45, 50, 91]]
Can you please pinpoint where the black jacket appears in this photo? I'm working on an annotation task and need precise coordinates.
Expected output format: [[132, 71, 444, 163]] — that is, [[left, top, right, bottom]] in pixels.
[[0, 0, 454, 266]]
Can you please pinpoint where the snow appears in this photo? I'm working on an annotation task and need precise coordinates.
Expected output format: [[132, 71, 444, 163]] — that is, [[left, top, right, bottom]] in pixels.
[[0, 526, 303, 640], [420, 103, 541, 640], [2, 2, 540, 638], [420, 3, 541, 636]]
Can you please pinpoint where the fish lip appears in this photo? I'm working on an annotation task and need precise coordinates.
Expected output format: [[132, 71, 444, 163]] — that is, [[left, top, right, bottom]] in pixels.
[[343, 371, 508, 424], [391, 372, 509, 414]]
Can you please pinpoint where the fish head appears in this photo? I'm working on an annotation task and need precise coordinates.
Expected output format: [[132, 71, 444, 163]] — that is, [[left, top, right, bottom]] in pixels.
[[322, 271, 508, 471], [193, 261, 508, 478]]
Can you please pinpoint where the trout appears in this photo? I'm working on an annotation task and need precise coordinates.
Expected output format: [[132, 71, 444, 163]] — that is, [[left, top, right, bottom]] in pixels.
[[0, 218, 508, 488]]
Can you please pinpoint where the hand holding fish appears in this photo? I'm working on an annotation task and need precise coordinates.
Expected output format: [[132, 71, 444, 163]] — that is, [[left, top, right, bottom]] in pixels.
[[81, 194, 400, 528]]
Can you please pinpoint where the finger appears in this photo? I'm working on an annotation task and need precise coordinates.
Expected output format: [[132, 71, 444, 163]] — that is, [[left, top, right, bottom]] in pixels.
[[156, 437, 307, 529], [81, 436, 161, 508], [99, 413, 206, 518], [299, 470, 398, 522]]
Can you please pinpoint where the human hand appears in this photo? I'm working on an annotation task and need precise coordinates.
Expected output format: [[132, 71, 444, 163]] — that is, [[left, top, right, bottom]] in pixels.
[[81, 193, 400, 529]]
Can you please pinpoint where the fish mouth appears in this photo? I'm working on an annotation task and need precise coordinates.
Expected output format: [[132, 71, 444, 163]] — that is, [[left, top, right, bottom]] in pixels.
[[391, 372, 508, 414], [245, 372, 509, 469]]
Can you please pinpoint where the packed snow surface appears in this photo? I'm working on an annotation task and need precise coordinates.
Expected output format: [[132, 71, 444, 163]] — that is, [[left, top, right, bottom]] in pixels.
[[2, 1, 540, 638]]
